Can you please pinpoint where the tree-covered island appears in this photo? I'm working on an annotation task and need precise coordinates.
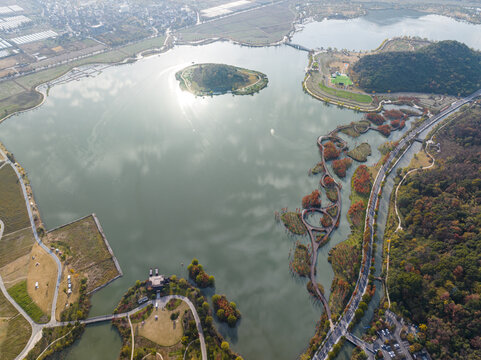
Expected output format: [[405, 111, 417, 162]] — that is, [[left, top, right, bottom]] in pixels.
[[176, 63, 268, 96]]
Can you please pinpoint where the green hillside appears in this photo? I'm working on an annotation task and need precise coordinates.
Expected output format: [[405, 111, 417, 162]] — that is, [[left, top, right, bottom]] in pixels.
[[352, 41, 481, 96], [176, 63, 268, 96]]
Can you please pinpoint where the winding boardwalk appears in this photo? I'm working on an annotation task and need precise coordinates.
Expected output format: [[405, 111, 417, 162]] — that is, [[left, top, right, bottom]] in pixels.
[[299, 132, 347, 326], [313, 90, 481, 359]]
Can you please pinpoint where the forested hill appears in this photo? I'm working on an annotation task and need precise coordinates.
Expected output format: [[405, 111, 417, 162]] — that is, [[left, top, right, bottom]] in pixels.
[[352, 41, 481, 96], [389, 106, 481, 359]]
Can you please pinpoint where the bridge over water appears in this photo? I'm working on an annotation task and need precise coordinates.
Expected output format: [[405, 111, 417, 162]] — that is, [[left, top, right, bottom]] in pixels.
[[285, 42, 312, 52]]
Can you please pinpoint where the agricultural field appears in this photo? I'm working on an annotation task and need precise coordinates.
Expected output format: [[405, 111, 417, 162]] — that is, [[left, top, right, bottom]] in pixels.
[[46, 214, 120, 294], [0, 291, 31, 360], [0, 165, 31, 234], [0, 228, 35, 270], [177, 3, 295, 45]]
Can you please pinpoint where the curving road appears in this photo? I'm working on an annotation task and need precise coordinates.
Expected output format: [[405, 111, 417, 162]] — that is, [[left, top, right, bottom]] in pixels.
[[1, 145, 208, 360], [313, 89, 481, 360], [54, 295, 207, 360], [0, 148, 63, 360]]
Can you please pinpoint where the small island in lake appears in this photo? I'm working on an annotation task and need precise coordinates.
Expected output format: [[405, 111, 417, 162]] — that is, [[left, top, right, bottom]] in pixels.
[[176, 63, 268, 96]]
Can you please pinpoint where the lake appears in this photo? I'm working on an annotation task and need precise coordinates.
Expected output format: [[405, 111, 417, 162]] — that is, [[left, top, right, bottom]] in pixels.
[[1, 9, 480, 360]]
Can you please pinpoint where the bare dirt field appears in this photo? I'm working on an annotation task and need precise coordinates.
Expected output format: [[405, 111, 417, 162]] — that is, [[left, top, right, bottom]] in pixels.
[[26, 242, 58, 315]]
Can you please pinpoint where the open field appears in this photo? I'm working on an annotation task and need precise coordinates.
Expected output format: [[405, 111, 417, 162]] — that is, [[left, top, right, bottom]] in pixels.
[[26, 242, 57, 315], [318, 82, 372, 103], [0, 227, 34, 269], [407, 149, 431, 169], [0, 301, 31, 360], [0, 81, 25, 99], [177, 3, 295, 45], [7, 280, 48, 323], [135, 302, 190, 346], [331, 74, 352, 86], [46, 215, 120, 293], [0, 165, 31, 234]]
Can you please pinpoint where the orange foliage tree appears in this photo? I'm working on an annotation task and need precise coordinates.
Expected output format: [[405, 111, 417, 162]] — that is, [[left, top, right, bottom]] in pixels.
[[377, 124, 391, 137], [348, 200, 366, 227], [383, 109, 404, 119], [353, 165, 372, 195], [332, 158, 353, 178], [302, 190, 321, 208], [323, 141, 341, 160], [366, 112, 385, 125]]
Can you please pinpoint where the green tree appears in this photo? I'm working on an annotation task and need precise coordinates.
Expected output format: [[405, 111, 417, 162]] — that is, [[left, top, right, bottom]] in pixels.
[[227, 314, 237, 327], [216, 309, 225, 320]]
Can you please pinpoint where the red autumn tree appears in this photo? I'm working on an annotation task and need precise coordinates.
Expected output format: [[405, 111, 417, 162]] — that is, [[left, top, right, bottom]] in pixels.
[[366, 113, 385, 125], [383, 109, 404, 119], [323, 141, 341, 160], [353, 165, 372, 195], [332, 158, 353, 178], [348, 200, 366, 227], [390, 119, 400, 128], [302, 189, 321, 208], [377, 124, 391, 137], [324, 175, 335, 187]]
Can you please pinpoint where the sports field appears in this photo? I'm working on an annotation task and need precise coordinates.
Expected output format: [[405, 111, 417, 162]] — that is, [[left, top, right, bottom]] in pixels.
[[319, 83, 372, 103], [331, 74, 353, 86]]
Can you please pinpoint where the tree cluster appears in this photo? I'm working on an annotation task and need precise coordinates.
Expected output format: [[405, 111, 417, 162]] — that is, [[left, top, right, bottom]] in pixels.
[[323, 141, 341, 160], [388, 107, 481, 359], [188, 258, 215, 288], [212, 294, 241, 328], [353, 165, 372, 195], [352, 40, 481, 96], [332, 158, 353, 178], [302, 189, 321, 209], [366, 113, 385, 125]]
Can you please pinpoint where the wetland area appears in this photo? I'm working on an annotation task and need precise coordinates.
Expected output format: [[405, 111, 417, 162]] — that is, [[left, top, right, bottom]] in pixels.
[[1, 9, 481, 360]]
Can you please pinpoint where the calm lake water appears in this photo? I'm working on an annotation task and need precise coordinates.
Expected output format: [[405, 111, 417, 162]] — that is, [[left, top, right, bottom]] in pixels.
[[1, 9, 480, 360]]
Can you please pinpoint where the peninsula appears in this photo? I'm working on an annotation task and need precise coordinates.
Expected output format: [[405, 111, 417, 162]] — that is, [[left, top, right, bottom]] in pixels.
[[175, 63, 268, 96]]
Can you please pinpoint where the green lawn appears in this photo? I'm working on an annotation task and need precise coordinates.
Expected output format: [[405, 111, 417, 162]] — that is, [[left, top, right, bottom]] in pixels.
[[319, 83, 372, 103], [331, 74, 353, 86], [7, 281, 48, 323]]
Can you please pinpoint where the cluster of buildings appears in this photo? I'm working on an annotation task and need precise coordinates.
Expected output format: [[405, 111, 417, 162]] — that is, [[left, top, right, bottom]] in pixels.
[[37, 0, 196, 39]]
